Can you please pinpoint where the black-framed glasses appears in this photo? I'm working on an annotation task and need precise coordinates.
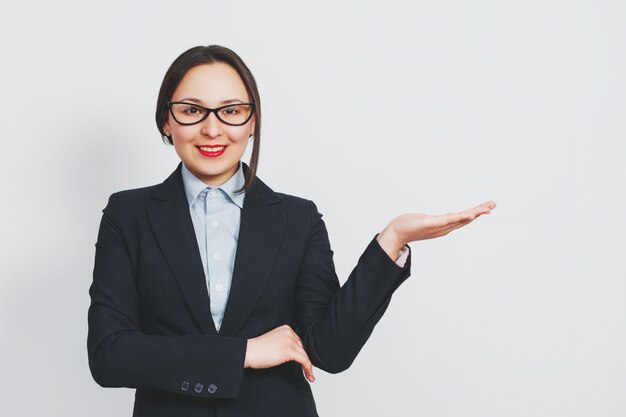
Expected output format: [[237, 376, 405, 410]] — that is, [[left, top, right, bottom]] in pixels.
[[167, 101, 255, 126]]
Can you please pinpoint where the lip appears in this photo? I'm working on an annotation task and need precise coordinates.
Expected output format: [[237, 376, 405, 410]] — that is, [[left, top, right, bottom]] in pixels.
[[196, 145, 227, 157]]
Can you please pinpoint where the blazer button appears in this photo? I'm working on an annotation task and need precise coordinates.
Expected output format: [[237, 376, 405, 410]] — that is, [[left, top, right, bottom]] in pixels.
[[207, 384, 217, 394], [180, 381, 190, 392], [194, 383, 204, 393]]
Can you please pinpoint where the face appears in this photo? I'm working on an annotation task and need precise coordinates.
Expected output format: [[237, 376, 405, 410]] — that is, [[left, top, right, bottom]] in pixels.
[[163, 63, 255, 186]]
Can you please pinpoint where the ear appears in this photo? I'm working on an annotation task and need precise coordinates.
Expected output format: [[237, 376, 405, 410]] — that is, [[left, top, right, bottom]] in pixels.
[[162, 121, 171, 136], [249, 116, 256, 136]]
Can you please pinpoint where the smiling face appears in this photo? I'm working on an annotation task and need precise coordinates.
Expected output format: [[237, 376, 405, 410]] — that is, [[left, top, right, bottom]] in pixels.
[[163, 63, 256, 186]]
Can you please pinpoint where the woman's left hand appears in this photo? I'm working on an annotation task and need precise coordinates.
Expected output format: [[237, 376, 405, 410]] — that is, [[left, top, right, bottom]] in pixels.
[[376, 200, 497, 260]]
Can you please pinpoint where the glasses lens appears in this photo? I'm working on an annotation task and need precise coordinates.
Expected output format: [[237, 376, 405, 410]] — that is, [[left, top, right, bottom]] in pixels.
[[170, 103, 206, 124], [216, 104, 254, 125]]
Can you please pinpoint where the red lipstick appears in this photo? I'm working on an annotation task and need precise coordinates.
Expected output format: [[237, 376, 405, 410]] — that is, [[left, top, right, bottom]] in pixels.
[[196, 145, 226, 158]]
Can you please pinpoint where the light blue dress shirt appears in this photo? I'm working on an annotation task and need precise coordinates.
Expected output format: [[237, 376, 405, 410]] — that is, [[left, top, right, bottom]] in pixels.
[[181, 161, 245, 332]]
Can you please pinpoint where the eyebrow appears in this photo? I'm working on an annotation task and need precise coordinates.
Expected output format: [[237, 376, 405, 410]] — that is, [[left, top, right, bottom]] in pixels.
[[177, 97, 246, 105]]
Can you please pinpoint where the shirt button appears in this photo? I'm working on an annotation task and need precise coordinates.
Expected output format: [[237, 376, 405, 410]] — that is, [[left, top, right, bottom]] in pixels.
[[211, 220, 219, 227], [180, 381, 190, 392], [207, 384, 218, 394], [215, 284, 223, 292], [213, 253, 221, 260], [194, 383, 204, 393]]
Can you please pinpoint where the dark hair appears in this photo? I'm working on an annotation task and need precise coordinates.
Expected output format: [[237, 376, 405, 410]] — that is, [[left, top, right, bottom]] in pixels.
[[155, 45, 261, 193]]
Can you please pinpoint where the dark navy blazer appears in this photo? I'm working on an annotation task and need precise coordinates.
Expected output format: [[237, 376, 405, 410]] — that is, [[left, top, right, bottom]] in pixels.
[[87, 161, 411, 417]]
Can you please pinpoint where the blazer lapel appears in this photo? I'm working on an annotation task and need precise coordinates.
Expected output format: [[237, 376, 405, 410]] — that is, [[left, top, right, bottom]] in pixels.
[[220, 163, 286, 336], [146, 162, 286, 337], [147, 163, 217, 334]]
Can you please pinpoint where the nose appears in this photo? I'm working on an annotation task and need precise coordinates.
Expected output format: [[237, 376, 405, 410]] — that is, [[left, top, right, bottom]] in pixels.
[[200, 111, 223, 137]]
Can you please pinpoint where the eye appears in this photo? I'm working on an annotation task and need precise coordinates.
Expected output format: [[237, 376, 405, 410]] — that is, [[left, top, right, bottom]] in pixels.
[[221, 106, 240, 116], [183, 105, 205, 115]]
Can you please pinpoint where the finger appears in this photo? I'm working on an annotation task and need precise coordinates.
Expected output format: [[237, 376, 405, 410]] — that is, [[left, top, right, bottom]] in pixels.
[[281, 327, 303, 347], [439, 218, 474, 236], [450, 212, 478, 227], [448, 202, 496, 232], [473, 200, 497, 211], [289, 333, 304, 349], [291, 347, 315, 382], [296, 348, 315, 382], [470, 207, 492, 217], [426, 218, 473, 238], [435, 212, 472, 227], [461, 202, 495, 219], [461, 200, 496, 214], [483, 200, 497, 209], [280, 324, 293, 333], [292, 336, 303, 348], [281, 326, 304, 348], [428, 202, 494, 233]]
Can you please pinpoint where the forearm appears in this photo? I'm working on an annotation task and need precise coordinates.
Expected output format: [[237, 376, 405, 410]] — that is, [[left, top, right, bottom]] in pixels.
[[87, 317, 247, 398], [298, 233, 411, 373]]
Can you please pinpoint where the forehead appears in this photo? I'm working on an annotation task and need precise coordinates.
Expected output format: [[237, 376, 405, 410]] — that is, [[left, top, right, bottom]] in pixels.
[[172, 63, 249, 104]]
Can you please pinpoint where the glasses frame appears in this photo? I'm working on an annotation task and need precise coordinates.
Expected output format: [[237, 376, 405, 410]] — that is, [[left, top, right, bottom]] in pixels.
[[167, 101, 256, 126]]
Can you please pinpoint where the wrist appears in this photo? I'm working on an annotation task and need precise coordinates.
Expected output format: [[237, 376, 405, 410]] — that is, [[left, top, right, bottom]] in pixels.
[[376, 225, 405, 261]]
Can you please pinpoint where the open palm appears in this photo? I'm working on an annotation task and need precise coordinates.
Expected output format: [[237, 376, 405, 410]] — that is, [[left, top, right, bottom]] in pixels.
[[376, 200, 497, 260], [392, 200, 497, 243]]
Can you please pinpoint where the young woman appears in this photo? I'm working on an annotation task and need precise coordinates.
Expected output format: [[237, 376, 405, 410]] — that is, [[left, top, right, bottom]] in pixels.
[[87, 45, 496, 417]]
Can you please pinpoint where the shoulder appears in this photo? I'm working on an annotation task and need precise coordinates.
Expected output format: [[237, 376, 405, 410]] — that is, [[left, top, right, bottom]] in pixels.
[[248, 171, 319, 214], [249, 175, 326, 232], [271, 190, 326, 224], [98, 183, 160, 225], [112, 183, 160, 200], [274, 191, 310, 207], [100, 165, 182, 219], [103, 180, 162, 203], [256, 175, 319, 213]]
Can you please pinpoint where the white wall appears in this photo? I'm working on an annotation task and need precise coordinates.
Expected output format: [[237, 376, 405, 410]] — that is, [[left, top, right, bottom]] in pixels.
[[1, 1, 624, 416]]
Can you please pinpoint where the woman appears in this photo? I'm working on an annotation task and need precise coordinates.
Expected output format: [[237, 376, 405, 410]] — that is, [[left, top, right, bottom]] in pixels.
[[87, 45, 496, 417]]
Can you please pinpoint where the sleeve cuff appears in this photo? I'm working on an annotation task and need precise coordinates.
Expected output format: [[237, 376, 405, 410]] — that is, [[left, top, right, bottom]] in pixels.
[[395, 245, 410, 267]]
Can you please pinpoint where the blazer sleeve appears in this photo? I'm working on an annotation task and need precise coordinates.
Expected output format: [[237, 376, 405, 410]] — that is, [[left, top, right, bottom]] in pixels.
[[295, 200, 412, 374], [87, 193, 247, 399]]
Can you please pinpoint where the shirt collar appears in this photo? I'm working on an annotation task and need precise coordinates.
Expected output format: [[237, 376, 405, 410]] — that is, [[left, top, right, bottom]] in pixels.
[[181, 161, 246, 209]]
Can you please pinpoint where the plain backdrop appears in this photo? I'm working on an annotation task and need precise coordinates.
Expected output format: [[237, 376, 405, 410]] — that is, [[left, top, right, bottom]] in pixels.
[[1, 1, 625, 416]]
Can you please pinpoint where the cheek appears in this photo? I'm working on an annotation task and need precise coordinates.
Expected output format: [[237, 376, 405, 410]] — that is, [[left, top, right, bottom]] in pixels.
[[227, 126, 252, 142], [172, 128, 200, 156], [171, 125, 199, 142]]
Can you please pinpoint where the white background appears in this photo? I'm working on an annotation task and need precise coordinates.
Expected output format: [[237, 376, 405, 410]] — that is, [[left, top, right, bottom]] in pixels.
[[1, 1, 625, 416]]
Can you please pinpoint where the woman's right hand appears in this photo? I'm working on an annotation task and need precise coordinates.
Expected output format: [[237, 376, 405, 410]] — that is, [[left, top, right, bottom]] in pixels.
[[244, 324, 316, 382]]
